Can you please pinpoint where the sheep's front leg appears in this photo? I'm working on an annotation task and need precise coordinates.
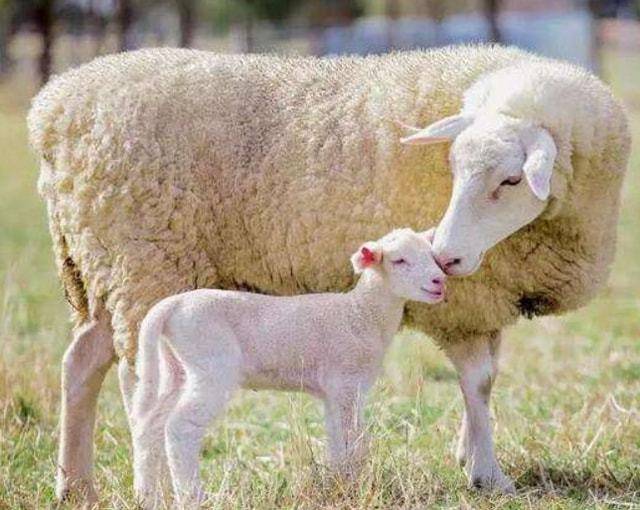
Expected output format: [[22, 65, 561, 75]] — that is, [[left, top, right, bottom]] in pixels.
[[445, 331, 514, 494], [324, 383, 369, 478], [57, 307, 115, 505], [455, 332, 502, 467]]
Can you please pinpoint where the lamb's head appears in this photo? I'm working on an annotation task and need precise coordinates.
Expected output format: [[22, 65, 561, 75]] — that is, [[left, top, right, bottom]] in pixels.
[[401, 112, 557, 276], [351, 228, 446, 303]]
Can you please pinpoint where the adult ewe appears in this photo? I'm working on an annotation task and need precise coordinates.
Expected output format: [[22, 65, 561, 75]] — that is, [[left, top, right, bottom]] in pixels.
[[28, 45, 629, 502]]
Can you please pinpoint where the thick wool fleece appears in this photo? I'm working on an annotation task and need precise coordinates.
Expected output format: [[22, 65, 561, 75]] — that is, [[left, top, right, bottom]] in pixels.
[[28, 45, 630, 361]]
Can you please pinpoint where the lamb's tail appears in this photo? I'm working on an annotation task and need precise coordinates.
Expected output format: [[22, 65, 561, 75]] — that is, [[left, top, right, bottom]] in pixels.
[[131, 300, 182, 505], [132, 302, 172, 427]]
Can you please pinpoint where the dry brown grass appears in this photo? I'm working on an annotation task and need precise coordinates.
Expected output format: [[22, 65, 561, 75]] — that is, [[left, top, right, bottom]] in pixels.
[[1, 50, 638, 509]]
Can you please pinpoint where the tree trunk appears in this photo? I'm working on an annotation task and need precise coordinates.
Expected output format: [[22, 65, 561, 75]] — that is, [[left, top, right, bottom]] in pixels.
[[484, 0, 501, 44], [0, 21, 10, 75], [244, 15, 254, 53], [88, 0, 107, 57], [117, 0, 134, 52], [385, 0, 400, 51], [34, 0, 54, 85], [177, 0, 195, 48], [587, 0, 602, 75]]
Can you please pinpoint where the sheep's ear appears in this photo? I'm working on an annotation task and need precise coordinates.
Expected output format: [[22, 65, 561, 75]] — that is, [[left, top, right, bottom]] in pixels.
[[400, 114, 473, 145], [522, 126, 557, 201], [351, 243, 383, 274]]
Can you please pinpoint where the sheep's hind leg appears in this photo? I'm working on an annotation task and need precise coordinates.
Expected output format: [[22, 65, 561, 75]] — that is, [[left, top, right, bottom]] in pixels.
[[56, 306, 115, 505], [445, 331, 514, 494], [165, 356, 240, 507], [118, 358, 136, 428]]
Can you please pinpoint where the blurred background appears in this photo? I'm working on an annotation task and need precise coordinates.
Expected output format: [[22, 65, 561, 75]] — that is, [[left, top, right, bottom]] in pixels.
[[0, 0, 639, 88], [1, 1, 639, 508]]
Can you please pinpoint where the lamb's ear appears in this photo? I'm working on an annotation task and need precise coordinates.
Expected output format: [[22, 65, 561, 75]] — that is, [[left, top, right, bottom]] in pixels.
[[351, 243, 383, 274], [419, 227, 436, 244], [522, 126, 557, 201], [400, 114, 473, 145]]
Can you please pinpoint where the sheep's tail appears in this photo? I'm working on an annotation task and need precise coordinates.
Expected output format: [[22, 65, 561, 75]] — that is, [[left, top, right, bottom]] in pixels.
[[132, 303, 171, 426]]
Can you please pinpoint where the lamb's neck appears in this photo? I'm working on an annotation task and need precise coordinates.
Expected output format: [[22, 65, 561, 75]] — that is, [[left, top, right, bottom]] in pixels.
[[349, 270, 406, 345]]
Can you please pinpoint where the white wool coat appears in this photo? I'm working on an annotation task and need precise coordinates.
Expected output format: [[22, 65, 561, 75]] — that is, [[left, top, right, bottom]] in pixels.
[[27, 45, 630, 360]]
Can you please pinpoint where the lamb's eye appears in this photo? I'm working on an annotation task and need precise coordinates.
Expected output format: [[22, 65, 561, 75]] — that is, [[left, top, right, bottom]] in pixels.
[[500, 176, 522, 186], [391, 258, 406, 265]]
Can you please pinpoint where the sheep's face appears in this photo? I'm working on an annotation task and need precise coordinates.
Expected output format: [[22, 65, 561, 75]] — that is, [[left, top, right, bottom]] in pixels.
[[401, 113, 557, 276], [351, 228, 446, 303]]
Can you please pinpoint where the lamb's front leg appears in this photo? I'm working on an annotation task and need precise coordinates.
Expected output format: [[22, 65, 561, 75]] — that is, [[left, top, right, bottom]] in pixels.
[[324, 382, 369, 478], [444, 331, 514, 494]]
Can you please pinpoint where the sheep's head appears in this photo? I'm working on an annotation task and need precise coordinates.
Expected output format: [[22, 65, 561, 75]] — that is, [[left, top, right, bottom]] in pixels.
[[351, 228, 446, 303], [401, 112, 557, 276]]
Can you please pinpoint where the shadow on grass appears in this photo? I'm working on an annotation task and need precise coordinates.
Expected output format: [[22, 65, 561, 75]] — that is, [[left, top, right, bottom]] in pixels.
[[422, 365, 458, 382], [513, 462, 640, 501]]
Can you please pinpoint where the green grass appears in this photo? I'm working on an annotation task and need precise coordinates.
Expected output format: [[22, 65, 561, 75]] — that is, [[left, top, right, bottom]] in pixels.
[[1, 51, 639, 509]]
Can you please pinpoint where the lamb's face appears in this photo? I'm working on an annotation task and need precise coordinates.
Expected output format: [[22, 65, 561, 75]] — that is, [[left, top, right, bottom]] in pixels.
[[382, 230, 447, 303], [401, 113, 557, 276], [352, 229, 446, 303]]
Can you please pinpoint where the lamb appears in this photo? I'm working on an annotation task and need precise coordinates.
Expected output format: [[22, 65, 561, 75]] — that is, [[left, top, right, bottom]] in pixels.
[[132, 228, 446, 507], [27, 44, 629, 501]]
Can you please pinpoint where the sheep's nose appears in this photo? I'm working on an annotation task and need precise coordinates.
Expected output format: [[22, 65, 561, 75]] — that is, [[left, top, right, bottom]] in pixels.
[[431, 277, 444, 285], [436, 256, 462, 274]]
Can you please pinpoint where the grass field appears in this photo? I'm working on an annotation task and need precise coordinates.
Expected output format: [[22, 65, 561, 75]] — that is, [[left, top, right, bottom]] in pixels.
[[0, 51, 638, 509]]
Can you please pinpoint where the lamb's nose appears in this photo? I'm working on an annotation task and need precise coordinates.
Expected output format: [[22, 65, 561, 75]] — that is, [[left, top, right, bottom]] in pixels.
[[431, 277, 443, 285]]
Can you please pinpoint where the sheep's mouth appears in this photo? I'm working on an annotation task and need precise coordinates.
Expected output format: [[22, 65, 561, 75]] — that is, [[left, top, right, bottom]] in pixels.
[[438, 251, 485, 277]]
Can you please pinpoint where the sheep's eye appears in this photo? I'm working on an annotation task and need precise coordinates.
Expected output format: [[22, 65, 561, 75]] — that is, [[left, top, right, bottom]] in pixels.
[[391, 258, 406, 265], [500, 176, 522, 186]]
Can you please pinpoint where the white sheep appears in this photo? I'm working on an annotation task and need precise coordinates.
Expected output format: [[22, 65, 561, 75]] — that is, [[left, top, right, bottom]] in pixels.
[[132, 228, 446, 507], [27, 45, 629, 500]]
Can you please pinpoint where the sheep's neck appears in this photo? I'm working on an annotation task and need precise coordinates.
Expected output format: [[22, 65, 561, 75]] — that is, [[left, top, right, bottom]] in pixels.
[[349, 270, 406, 346]]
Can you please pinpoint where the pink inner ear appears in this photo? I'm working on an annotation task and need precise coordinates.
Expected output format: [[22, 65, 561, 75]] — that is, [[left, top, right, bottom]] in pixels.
[[423, 228, 436, 243], [361, 246, 377, 265], [527, 171, 550, 199]]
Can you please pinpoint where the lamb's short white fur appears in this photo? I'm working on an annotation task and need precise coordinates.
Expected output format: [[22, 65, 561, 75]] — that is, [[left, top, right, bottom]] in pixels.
[[132, 228, 445, 508]]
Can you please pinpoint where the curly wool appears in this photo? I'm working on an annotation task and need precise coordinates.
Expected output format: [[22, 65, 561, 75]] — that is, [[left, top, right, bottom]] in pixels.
[[28, 45, 630, 361]]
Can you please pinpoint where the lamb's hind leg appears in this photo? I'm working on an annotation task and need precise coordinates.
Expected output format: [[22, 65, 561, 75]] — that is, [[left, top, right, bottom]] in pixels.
[[164, 346, 240, 507], [134, 342, 185, 509], [57, 306, 115, 505], [445, 331, 514, 494]]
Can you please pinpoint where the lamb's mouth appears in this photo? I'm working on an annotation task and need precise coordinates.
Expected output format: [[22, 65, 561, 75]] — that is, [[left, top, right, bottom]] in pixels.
[[421, 286, 444, 300]]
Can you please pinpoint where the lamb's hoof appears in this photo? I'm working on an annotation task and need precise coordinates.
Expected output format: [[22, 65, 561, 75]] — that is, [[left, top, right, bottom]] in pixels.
[[468, 468, 515, 495], [456, 442, 468, 467]]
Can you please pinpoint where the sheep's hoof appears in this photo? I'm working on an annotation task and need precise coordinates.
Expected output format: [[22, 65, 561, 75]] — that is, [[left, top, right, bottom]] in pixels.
[[56, 479, 99, 509], [468, 468, 515, 495]]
